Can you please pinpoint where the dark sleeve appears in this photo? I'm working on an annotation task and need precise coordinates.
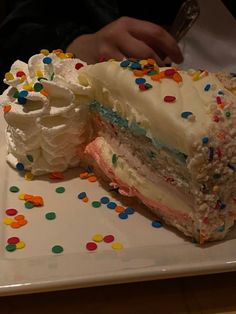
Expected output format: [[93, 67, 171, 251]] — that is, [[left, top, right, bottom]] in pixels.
[[0, 0, 119, 91]]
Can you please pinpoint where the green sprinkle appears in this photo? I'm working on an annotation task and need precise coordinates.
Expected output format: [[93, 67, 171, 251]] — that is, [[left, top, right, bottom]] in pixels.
[[112, 154, 118, 165], [213, 173, 221, 179], [91, 201, 101, 208], [6, 244, 17, 252], [25, 201, 34, 209], [52, 245, 64, 254], [45, 212, 56, 220], [33, 82, 43, 92], [9, 186, 20, 193], [55, 186, 65, 193], [225, 111, 231, 118], [26, 154, 34, 162]]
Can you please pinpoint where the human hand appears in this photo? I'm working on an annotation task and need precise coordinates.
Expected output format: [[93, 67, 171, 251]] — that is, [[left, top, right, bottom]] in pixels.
[[66, 16, 183, 65]]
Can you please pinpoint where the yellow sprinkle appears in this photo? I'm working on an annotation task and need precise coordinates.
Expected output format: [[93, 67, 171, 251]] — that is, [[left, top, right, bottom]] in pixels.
[[213, 185, 220, 193], [111, 242, 123, 250], [108, 58, 116, 62], [24, 172, 34, 181], [20, 75, 26, 83], [40, 49, 50, 56], [16, 241, 26, 249], [58, 52, 66, 59], [18, 193, 25, 200], [92, 234, 103, 242], [140, 60, 148, 65], [192, 70, 201, 81], [3, 217, 14, 225], [5, 72, 14, 81], [36, 70, 44, 77], [23, 82, 33, 91], [65, 52, 74, 58]]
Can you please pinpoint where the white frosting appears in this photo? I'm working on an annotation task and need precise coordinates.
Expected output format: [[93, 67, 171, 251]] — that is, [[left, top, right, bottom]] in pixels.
[[1, 52, 91, 175], [78, 61, 235, 155]]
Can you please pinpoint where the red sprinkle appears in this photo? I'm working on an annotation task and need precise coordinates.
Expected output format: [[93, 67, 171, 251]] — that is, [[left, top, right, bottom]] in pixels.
[[164, 69, 176, 76], [213, 115, 220, 122], [216, 96, 222, 104], [75, 63, 84, 70], [16, 71, 26, 77], [103, 235, 115, 243], [86, 242, 97, 251], [164, 95, 176, 103], [6, 208, 18, 216], [7, 237, 20, 244], [139, 84, 146, 91]]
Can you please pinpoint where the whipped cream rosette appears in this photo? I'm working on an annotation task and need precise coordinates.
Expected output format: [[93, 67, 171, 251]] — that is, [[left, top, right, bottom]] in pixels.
[[1, 50, 91, 175]]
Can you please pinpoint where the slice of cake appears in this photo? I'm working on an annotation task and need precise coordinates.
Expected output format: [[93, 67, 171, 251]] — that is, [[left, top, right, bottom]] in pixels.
[[1, 51, 236, 243], [77, 59, 236, 243]]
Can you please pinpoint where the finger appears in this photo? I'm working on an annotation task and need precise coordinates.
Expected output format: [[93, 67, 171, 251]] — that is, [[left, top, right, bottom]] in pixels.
[[126, 18, 183, 63], [116, 33, 166, 66]]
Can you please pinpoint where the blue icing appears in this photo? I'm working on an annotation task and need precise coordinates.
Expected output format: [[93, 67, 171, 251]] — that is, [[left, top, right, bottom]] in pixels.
[[130, 122, 146, 136], [90, 100, 188, 163]]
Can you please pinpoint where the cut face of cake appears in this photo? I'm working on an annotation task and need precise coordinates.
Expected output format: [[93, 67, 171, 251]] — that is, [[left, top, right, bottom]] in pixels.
[[78, 59, 236, 243]]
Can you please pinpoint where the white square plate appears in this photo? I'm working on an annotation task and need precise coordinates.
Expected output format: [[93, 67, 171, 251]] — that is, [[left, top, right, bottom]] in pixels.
[[0, 113, 236, 296]]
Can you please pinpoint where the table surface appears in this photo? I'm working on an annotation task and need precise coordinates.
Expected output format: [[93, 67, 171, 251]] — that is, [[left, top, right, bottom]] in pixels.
[[1, 271, 236, 314]]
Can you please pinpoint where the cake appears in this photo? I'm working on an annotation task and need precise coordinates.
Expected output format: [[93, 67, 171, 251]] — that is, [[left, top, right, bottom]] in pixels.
[[1, 50, 236, 243]]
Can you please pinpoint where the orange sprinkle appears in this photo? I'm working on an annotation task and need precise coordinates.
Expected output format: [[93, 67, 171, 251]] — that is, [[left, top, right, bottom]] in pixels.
[[53, 49, 63, 55], [3, 105, 11, 113], [15, 214, 25, 221], [82, 196, 89, 203], [10, 221, 21, 229], [31, 196, 44, 206], [24, 194, 34, 201], [79, 172, 89, 179], [88, 176, 97, 182], [115, 205, 125, 213], [133, 70, 145, 77], [50, 172, 65, 180], [151, 72, 165, 81], [18, 219, 28, 226], [172, 72, 183, 83], [40, 89, 48, 97]]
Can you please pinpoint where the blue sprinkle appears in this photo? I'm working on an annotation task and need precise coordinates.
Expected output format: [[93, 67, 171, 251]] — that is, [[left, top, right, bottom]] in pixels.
[[202, 136, 209, 144], [130, 62, 141, 70], [43, 57, 52, 64], [19, 90, 28, 98], [181, 111, 193, 119], [120, 60, 130, 68], [78, 192, 86, 199], [151, 220, 162, 228], [18, 97, 27, 105], [100, 196, 110, 204], [118, 212, 129, 219], [107, 202, 117, 209], [135, 78, 146, 85], [220, 202, 226, 209], [124, 207, 135, 215], [16, 162, 24, 171], [204, 84, 211, 91]]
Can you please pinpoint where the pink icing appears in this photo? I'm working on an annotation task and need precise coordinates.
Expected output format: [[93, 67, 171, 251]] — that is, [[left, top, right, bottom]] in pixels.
[[85, 137, 189, 222]]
